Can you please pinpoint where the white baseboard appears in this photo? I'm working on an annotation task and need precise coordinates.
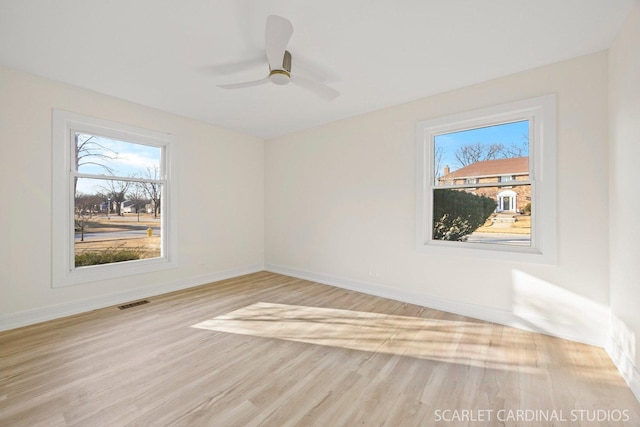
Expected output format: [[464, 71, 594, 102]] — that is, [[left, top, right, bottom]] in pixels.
[[0, 264, 264, 332], [264, 263, 607, 347], [2, 262, 610, 349], [607, 329, 640, 403]]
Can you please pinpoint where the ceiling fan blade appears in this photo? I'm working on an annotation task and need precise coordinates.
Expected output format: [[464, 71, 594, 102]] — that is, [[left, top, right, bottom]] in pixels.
[[265, 15, 293, 70], [204, 56, 266, 76], [290, 74, 340, 101], [218, 76, 270, 90]]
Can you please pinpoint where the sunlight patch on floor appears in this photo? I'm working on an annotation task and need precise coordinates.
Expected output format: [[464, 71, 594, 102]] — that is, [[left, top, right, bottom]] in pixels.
[[192, 302, 541, 373]]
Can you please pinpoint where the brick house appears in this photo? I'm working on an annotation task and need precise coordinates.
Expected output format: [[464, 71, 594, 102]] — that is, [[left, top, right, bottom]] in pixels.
[[438, 157, 530, 213]]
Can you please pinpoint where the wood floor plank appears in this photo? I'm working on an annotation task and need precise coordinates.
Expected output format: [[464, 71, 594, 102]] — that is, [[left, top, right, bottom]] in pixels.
[[1, 271, 639, 426]]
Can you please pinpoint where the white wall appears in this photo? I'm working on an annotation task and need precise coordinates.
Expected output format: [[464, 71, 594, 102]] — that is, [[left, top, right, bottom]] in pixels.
[[266, 51, 611, 345], [0, 66, 264, 329], [0, 51, 614, 347], [609, 1, 640, 400]]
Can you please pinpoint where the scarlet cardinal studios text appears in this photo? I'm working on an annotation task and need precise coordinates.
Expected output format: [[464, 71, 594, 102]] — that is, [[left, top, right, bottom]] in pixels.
[[433, 408, 630, 423]]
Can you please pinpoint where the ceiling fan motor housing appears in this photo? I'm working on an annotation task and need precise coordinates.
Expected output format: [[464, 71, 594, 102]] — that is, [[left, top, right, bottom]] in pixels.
[[269, 51, 292, 85]]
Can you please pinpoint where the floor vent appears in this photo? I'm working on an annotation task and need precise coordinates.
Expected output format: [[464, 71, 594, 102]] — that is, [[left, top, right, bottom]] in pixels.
[[118, 300, 150, 310]]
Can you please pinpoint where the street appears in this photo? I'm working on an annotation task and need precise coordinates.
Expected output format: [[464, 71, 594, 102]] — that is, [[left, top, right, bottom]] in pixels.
[[75, 227, 160, 242]]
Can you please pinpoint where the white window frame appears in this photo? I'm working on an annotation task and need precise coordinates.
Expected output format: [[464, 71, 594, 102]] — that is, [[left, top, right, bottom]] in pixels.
[[415, 95, 556, 263], [52, 110, 178, 287]]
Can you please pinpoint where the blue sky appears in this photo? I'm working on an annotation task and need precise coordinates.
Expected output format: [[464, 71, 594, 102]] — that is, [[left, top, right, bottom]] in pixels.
[[76, 134, 161, 195], [435, 120, 529, 173]]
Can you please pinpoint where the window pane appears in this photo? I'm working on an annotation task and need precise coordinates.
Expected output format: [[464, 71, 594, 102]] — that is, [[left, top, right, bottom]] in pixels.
[[432, 184, 531, 246], [431, 120, 531, 247], [434, 120, 529, 186], [75, 132, 161, 178], [74, 177, 162, 267]]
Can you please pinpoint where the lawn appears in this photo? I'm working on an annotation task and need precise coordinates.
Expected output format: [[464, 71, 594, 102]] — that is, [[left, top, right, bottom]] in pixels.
[[75, 214, 161, 260], [475, 214, 531, 234]]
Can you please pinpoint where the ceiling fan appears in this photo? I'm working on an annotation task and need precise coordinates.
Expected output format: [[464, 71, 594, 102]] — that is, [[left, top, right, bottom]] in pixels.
[[218, 15, 340, 101]]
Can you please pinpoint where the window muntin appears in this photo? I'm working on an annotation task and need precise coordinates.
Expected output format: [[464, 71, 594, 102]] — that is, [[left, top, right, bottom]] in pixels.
[[415, 95, 557, 262], [53, 110, 177, 287]]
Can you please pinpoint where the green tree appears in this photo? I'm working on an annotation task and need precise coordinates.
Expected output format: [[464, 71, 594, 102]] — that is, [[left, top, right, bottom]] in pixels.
[[433, 190, 496, 241]]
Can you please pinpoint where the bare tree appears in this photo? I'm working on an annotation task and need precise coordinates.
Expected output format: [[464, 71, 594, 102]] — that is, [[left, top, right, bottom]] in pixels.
[[141, 166, 162, 217], [454, 138, 529, 168], [434, 144, 446, 183], [454, 142, 505, 167], [74, 134, 118, 195], [500, 136, 529, 158], [74, 193, 103, 241], [102, 180, 131, 216], [128, 183, 147, 222]]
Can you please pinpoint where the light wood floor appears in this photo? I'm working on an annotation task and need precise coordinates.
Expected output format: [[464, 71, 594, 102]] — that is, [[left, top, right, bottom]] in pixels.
[[1, 271, 639, 426]]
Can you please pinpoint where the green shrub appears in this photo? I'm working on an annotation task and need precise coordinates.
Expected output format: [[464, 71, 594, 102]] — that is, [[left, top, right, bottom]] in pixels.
[[523, 202, 531, 215], [432, 189, 497, 241], [75, 249, 142, 267]]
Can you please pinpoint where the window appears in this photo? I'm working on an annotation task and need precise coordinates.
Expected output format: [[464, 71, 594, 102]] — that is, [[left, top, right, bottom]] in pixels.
[[52, 110, 177, 287], [416, 95, 556, 262]]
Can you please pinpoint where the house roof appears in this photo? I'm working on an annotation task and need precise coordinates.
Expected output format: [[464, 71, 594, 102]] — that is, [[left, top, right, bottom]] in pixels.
[[442, 157, 528, 179]]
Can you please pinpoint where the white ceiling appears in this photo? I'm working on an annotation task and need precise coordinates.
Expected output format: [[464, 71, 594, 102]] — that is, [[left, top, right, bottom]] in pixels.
[[0, 0, 636, 139]]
